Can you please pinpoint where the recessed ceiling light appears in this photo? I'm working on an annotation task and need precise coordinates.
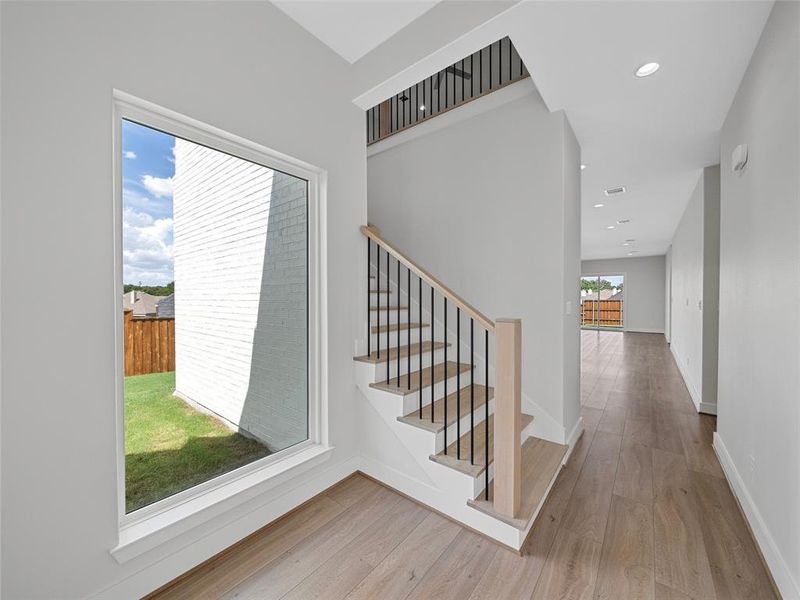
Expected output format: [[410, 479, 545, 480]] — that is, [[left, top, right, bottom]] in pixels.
[[604, 186, 626, 196], [606, 225, 616, 230], [581, 164, 587, 170], [628, 250, 639, 256], [616, 219, 630, 224], [593, 203, 605, 208], [635, 62, 660, 78]]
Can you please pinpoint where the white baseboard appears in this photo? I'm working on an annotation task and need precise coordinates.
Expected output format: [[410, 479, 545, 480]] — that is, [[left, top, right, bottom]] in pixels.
[[713, 433, 800, 600], [563, 417, 584, 464], [624, 327, 665, 334], [698, 402, 717, 415], [669, 344, 703, 411]]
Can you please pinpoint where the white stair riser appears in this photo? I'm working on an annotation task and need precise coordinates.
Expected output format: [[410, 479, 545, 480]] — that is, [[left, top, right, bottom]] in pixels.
[[370, 309, 410, 325], [364, 348, 447, 381], [369, 328, 430, 347], [434, 398, 495, 454], [368, 293, 393, 308], [398, 371, 474, 413]]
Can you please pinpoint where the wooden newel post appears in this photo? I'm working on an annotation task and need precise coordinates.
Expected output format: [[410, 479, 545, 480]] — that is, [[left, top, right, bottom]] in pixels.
[[493, 318, 522, 519]]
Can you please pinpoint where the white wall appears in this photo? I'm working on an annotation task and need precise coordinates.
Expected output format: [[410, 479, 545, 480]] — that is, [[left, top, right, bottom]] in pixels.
[[669, 175, 705, 401], [173, 141, 308, 451], [367, 80, 581, 443], [664, 247, 672, 342], [716, 2, 800, 598], [0, 2, 366, 598], [668, 165, 720, 413], [581, 256, 666, 334]]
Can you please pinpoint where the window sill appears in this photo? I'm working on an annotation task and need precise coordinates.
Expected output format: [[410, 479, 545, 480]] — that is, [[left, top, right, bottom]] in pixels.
[[111, 443, 334, 564]]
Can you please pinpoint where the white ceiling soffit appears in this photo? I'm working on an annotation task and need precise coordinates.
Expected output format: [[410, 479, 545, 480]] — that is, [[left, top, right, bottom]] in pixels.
[[504, 1, 773, 260], [272, 0, 441, 64]]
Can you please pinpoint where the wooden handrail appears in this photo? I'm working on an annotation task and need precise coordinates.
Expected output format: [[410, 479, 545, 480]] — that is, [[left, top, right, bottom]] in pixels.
[[361, 225, 495, 332]]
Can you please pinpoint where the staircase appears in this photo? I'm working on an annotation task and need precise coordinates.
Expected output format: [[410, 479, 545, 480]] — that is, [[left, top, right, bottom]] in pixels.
[[353, 225, 571, 552]]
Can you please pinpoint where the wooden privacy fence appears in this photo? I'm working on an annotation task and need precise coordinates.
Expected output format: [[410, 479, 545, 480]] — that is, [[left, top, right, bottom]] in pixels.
[[124, 310, 175, 376], [581, 299, 624, 328]]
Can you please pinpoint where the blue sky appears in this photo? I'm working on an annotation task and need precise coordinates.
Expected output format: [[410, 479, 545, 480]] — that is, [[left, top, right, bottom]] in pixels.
[[122, 120, 175, 286]]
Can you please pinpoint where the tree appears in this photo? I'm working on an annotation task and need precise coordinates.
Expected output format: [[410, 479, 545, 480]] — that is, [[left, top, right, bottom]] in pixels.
[[124, 281, 174, 296]]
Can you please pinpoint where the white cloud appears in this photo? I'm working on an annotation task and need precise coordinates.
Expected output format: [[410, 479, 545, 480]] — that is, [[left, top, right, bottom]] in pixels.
[[122, 207, 173, 284], [142, 174, 174, 198], [124, 151, 137, 159]]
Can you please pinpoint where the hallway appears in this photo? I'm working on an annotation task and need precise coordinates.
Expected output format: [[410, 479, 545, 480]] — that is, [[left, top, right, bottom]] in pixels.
[[564, 331, 775, 599], [150, 331, 776, 600]]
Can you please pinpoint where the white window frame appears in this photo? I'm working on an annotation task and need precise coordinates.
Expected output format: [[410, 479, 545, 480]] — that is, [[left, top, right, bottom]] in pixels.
[[110, 90, 330, 562]]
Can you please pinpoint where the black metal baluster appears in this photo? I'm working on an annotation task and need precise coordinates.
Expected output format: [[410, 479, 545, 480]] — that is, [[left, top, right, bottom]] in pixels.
[[419, 275, 422, 418], [376, 245, 381, 361], [407, 265, 411, 390], [443, 297, 448, 454], [430, 286, 434, 422], [386, 247, 390, 382], [480, 46, 484, 94], [461, 58, 465, 104], [489, 42, 493, 90], [367, 238, 371, 356], [422, 78, 427, 120], [442, 68, 446, 109], [415, 82, 419, 123], [471, 53, 474, 99], [457, 307, 461, 460], [484, 329, 489, 500], [470, 319, 474, 465], [397, 256, 401, 386], [508, 38, 512, 83], [451, 64, 455, 106]]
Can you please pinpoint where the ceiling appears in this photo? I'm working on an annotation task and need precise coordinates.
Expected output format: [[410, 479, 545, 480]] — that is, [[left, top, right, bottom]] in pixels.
[[505, 1, 772, 260], [273, 1, 440, 64], [277, 0, 773, 260]]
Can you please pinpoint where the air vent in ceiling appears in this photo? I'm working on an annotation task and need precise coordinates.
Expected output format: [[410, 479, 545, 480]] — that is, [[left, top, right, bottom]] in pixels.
[[604, 186, 626, 196]]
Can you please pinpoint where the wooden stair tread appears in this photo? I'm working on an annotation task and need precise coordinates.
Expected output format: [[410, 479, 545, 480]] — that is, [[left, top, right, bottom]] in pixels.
[[370, 361, 471, 395], [466, 436, 567, 528], [369, 289, 391, 294], [369, 305, 407, 312], [398, 384, 494, 433], [354, 341, 448, 364], [370, 322, 429, 334], [429, 413, 534, 478]]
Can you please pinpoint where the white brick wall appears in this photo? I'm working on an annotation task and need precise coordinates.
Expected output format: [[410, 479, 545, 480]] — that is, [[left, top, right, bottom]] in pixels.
[[173, 138, 308, 452]]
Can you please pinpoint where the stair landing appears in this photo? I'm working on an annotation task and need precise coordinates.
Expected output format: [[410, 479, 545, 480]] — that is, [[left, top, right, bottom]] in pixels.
[[467, 436, 567, 528]]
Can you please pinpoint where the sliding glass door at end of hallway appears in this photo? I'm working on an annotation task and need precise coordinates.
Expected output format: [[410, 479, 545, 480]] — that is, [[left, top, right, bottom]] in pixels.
[[580, 274, 624, 331]]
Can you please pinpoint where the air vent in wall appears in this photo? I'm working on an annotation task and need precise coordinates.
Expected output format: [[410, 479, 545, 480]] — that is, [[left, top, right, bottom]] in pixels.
[[604, 186, 626, 196]]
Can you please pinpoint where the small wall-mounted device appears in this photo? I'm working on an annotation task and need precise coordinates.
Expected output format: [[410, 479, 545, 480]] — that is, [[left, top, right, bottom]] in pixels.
[[732, 143, 748, 172]]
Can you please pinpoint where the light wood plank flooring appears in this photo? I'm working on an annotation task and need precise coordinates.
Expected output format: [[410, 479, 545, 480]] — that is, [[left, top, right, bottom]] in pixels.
[[149, 332, 775, 600]]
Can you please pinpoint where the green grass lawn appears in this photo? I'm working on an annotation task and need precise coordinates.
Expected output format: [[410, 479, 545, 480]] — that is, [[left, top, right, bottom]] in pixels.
[[125, 371, 270, 512]]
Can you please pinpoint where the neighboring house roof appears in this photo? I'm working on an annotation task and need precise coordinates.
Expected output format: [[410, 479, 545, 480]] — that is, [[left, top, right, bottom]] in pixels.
[[581, 290, 622, 300], [610, 290, 624, 301], [156, 293, 175, 318], [123, 291, 165, 317]]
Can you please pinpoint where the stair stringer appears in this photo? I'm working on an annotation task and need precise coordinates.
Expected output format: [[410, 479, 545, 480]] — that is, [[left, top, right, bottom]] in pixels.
[[354, 361, 533, 550]]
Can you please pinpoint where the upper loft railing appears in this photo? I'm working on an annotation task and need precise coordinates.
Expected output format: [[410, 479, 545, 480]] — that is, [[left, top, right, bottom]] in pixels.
[[362, 225, 524, 520], [366, 36, 529, 146]]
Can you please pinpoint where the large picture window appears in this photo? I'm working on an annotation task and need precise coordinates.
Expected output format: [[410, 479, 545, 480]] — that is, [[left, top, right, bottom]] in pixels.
[[115, 99, 316, 517]]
